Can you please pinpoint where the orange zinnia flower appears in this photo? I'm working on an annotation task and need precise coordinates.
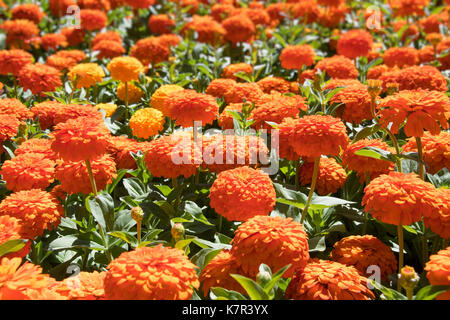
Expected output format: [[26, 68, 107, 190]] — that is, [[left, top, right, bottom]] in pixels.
[[92, 31, 122, 46], [217, 103, 244, 129], [14, 138, 58, 160], [342, 139, 395, 175], [329, 84, 373, 124], [182, 15, 225, 45], [0, 215, 31, 259], [379, 65, 447, 92], [92, 40, 126, 59], [0, 189, 64, 239], [125, 0, 156, 9], [0, 19, 39, 48], [56, 271, 106, 300], [288, 115, 348, 158], [323, 79, 362, 91], [144, 132, 201, 179], [211, 4, 237, 22], [116, 81, 144, 104], [209, 166, 276, 221], [130, 36, 171, 66], [0, 257, 63, 300], [199, 250, 247, 295], [50, 116, 111, 162], [256, 76, 297, 94], [60, 27, 85, 46], [222, 63, 253, 81], [150, 84, 185, 115], [78, 0, 111, 11], [129, 108, 165, 139], [331, 235, 397, 281], [53, 103, 103, 125], [285, 259, 375, 300], [383, 47, 419, 68], [11, 4, 46, 24], [223, 82, 265, 104], [423, 189, 450, 239], [314, 55, 358, 79], [299, 157, 347, 195], [278, 117, 301, 161], [109, 137, 151, 170], [80, 9, 108, 31], [202, 134, 269, 173], [250, 94, 306, 130], [0, 115, 20, 144], [377, 89, 450, 138], [0, 98, 33, 121], [402, 131, 450, 175], [55, 154, 117, 195], [362, 172, 439, 226], [230, 215, 310, 278], [389, 0, 429, 17], [205, 78, 237, 98], [280, 44, 316, 70], [17, 63, 62, 96], [0, 49, 33, 76], [424, 247, 450, 300], [222, 14, 255, 44], [68, 63, 105, 88], [107, 56, 144, 83], [337, 29, 373, 60], [0, 153, 55, 192], [165, 90, 219, 127], [35, 33, 68, 51], [148, 14, 175, 35], [104, 245, 199, 300], [49, 0, 77, 18]]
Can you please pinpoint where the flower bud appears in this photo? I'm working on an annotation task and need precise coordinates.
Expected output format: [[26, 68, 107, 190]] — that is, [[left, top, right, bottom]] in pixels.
[[256, 268, 272, 286], [131, 206, 144, 223], [171, 223, 185, 242], [398, 265, 419, 294], [367, 79, 382, 99], [385, 82, 399, 95]]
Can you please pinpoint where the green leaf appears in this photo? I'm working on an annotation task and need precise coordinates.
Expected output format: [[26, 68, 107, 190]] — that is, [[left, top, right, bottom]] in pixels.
[[48, 235, 105, 251], [263, 264, 291, 294], [87, 193, 115, 231], [230, 274, 270, 300], [0, 239, 27, 257], [210, 287, 248, 300], [354, 146, 393, 162], [123, 177, 148, 199], [308, 236, 326, 252], [141, 229, 163, 242], [184, 201, 214, 226], [108, 231, 137, 246], [415, 285, 450, 300], [370, 280, 407, 300], [352, 124, 381, 142]]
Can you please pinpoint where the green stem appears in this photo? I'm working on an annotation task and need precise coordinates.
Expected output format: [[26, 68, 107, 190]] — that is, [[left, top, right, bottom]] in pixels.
[[397, 225, 404, 291], [85, 159, 112, 263], [294, 159, 300, 189], [362, 172, 371, 235], [385, 128, 402, 172], [137, 220, 141, 245], [300, 157, 320, 224], [415, 136, 424, 180], [218, 215, 223, 233]]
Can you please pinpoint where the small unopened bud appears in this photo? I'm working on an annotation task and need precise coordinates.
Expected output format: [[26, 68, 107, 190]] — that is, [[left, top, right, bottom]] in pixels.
[[256, 269, 272, 286], [168, 56, 176, 63], [367, 79, 383, 99], [131, 206, 144, 223], [425, 33, 442, 47], [385, 82, 399, 95], [398, 266, 419, 299], [313, 71, 322, 91], [171, 223, 185, 242]]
